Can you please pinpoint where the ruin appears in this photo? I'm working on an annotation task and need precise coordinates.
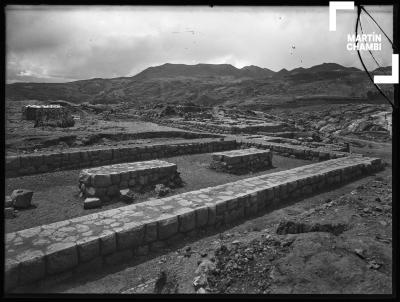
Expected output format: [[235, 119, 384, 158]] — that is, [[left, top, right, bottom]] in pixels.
[[5, 155, 384, 290], [22, 105, 63, 120], [210, 148, 272, 174], [79, 160, 182, 201], [22, 104, 74, 128]]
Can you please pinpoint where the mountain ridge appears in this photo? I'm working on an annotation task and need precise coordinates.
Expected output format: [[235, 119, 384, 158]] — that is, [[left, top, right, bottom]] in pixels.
[[5, 63, 393, 107]]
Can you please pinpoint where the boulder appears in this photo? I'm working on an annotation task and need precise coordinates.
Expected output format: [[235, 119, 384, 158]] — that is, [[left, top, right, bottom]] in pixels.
[[119, 189, 136, 203], [84, 197, 102, 209], [11, 189, 33, 209]]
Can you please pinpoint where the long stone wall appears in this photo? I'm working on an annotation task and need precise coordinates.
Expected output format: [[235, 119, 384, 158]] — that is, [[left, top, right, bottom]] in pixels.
[[5, 155, 384, 291], [5, 140, 237, 178]]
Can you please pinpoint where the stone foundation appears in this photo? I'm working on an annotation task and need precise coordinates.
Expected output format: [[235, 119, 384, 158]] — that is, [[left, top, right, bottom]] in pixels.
[[6, 139, 236, 178], [210, 148, 272, 174], [79, 160, 182, 201], [5, 155, 384, 291]]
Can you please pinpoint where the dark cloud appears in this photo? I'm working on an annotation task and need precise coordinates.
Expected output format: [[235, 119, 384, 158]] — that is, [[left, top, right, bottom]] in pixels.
[[6, 5, 393, 83]]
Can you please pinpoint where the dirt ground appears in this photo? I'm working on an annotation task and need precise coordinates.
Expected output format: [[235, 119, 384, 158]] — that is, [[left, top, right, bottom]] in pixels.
[[5, 101, 393, 294], [12, 138, 392, 294], [5, 153, 310, 233]]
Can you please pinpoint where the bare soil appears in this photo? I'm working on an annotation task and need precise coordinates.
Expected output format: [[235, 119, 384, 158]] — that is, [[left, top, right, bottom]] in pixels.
[[5, 153, 310, 233]]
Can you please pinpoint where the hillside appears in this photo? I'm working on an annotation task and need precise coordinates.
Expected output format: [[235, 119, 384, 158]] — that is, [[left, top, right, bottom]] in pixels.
[[5, 63, 393, 108]]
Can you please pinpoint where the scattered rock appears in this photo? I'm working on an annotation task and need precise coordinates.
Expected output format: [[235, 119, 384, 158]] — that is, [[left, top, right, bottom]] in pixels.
[[367, 260, 381, 270], [84, 197, 102, 209], [196, 287, 207, 294], [119, 189, 136, 203], [193, 274, 208, 290], [155, 184, 171, 197], [276, 220, 347, 236], [354, 248, 365, 259], [11, 189, 34, 209], [195, 259, 216, 276]]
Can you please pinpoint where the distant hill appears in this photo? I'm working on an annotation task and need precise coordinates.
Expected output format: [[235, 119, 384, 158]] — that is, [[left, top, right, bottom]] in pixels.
[[5, 62, 393, 108]]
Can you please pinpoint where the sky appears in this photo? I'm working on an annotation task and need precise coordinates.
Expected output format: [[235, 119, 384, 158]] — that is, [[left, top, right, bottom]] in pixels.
[[6, 5, 394, 83]]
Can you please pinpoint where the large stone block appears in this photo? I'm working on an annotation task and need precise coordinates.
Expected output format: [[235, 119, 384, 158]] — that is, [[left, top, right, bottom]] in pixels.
[[19, 255, 46, 284], [46, 244, 78, 275], [158, 217, 179, 239], [195, 207, 209, 227], [11, 189, 33, 209], [84, 197, 102, 209], [77, 238, 100, 262], [144, 222, 158, 243], [116, 225, 145, 250], [179, 211, 196, 233], [92, 174, 112, 187], [4, 260, 19, 291], [100, 233, 117, 255]]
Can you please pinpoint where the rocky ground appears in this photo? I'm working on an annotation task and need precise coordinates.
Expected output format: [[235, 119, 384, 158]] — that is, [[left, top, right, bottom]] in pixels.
[[5, 100, 393, 294]]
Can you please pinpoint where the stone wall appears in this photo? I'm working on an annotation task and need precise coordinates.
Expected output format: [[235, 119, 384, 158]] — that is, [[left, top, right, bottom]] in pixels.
[[5, 155, 384, 291], [5, 135, 359, 178], [149, 119, 293, 134], [5, 140, 237, 178], [235, 137, 353, 161], [210, 148, 273, 174], [79, 160, 181, 201]]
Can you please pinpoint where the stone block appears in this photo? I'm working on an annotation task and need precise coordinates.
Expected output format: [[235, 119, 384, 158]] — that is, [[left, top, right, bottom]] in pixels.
[[179, 211, 196, 233], [84, 197, 102, 209], [46, 244, 78, 275], [110, 173, 121, 185], [195, 207, 209, 227], [92, 174, 112, 187], [158, 217, 179, 239], [5, 260, 19, 291], [107, 185, 120, 197], [116, 225, 145, 250], [207, 205, 217, 226], [77, 238, 100, 262], [19, 255, 45, 284], [144, 222, 158, 243], [11, 189, 33, 209], [100, 233, 117, 255]]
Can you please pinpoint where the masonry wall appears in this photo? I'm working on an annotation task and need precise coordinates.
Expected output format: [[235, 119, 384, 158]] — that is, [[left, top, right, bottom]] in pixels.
[[4, 155, 384, 291], [5, 140, 237, 178]]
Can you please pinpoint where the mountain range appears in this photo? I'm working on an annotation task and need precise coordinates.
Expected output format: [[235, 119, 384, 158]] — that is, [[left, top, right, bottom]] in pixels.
[[5, 63, 393, 109]]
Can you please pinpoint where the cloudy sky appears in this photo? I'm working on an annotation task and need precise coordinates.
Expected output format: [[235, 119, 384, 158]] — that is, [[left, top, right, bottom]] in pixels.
[[6, 5, 393, 83]]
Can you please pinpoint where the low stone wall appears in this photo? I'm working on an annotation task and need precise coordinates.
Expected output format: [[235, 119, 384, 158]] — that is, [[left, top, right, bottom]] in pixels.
[[235, 137, 353, 161], [79, 160, 181, 201], [152, 119, 293, 134], [5, 139, 237, 178], [210, 148, 272, 174], [5, 155, 384, 291]]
